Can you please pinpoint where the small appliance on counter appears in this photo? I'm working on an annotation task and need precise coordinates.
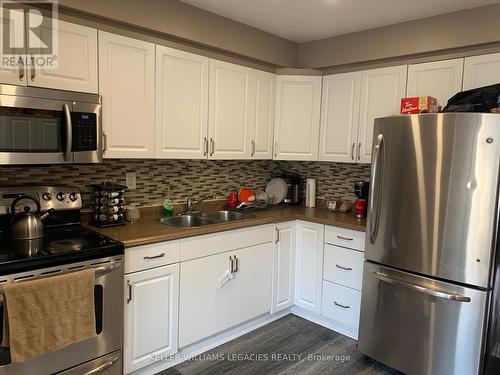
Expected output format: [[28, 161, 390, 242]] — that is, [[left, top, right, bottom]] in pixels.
[[353, 181, 369, 218], [91, 179, 127, 227], [282, 175, 302, 205]]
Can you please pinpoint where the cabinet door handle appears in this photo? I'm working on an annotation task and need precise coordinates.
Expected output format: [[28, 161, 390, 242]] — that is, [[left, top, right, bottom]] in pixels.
[[335, 264, 353, 271], [358, 143, 361, 160], [203, 137, 208, 156], [351, 142, 355, 160], [251, 139, 255, 157], [102, 131, 107, 153], [19, 59, 24, 81], [337, 235, 354, 241], [126, 280, 133, 303], [234, 255, 239, 273], [274, 142, 278, 158], [30, 61, 36, 81], [275, 228, 280, 243], [334, 301, 350, 309], [210, 138, 214, 157], [143, 252, 165, 260]]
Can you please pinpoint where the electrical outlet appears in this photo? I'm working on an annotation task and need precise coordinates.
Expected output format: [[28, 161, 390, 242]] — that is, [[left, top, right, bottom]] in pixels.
[[125, 173, 136, 190]]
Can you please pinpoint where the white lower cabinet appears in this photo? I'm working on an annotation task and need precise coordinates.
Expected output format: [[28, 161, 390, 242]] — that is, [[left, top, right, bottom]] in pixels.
[[321, 280, 361, 336], [294, 221, 324, 313], [179, 240, 273, 348], [124, 263, 179, 374], [271, 221, 296, 313]]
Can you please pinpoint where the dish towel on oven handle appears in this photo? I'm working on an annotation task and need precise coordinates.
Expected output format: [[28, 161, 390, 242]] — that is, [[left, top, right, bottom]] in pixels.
[[3, 268, 97, 363]]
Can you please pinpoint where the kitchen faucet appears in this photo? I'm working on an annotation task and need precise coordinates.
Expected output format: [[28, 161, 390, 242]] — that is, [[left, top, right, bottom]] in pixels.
[[183, 194, 216, 214]]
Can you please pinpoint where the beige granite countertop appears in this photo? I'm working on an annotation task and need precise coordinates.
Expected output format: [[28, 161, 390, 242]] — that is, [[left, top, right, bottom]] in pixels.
[[85, 202, 366, 248]]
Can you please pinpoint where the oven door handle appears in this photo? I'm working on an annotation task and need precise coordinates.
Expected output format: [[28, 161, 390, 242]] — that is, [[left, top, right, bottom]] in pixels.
[[63, 104, 73, 162], [82, 353, 120, 375], [94, 260, 123, 277]]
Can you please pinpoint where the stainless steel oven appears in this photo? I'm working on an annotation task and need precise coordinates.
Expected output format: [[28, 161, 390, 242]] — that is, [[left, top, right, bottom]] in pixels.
[[0, 84, 102, 165], [0, 255, 123, 375]]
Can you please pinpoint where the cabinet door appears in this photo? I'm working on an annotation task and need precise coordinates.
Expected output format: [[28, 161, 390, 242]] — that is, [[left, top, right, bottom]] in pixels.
[[99, 31, 155, 158], [0, 15, 26, 85], [406, 59, 463, 108], [208, 59, 254, 159], [358, 65, 407, 163], [156, 46, 209, 159], [274, 75, 322, 161], [319, 72, 361, 163], [295, 221, 324, 313], [271, 222, 296, 314], [124, 264, 179, 374], [178, 251, 232, 347], [231, 242, 273, 326], [463, 52, 500, 90], [30, 20, 98, 93], [252, 70, 275, 159]]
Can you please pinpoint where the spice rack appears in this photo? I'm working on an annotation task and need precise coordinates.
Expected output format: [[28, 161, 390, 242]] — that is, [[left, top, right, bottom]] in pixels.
[[90, 180, 127, 228]]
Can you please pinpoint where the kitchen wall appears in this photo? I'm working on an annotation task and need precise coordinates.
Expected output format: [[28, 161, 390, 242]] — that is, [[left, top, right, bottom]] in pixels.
[[298, 3, 500, 69], [0, 160, 370, 210]]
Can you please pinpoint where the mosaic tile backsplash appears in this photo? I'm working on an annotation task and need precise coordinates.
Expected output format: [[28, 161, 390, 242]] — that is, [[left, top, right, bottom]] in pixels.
[[0, 159, 371, 210]]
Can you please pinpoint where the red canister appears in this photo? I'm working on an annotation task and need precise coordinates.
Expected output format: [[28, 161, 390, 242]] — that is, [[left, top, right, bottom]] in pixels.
[[354, 199, 367, 218]]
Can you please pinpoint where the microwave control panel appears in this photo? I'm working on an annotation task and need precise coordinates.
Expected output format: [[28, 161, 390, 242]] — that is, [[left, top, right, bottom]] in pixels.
[[71, 112, 97, 151]]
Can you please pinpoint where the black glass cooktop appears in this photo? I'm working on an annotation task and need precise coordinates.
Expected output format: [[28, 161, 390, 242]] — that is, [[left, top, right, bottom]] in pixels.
[[0, 227, 124, 275]]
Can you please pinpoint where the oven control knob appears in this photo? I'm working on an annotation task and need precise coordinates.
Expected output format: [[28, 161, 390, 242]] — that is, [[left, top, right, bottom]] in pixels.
[[42, 192, 52, 201], [56, 192, 66, 201], [69, 192, 78, 202]]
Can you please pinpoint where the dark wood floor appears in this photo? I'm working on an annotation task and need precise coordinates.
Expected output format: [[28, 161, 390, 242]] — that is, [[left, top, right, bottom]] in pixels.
[[159, 314, 402, 375]]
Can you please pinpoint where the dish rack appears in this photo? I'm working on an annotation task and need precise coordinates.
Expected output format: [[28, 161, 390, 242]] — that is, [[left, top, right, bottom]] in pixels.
[[90, 179, 127, 227]]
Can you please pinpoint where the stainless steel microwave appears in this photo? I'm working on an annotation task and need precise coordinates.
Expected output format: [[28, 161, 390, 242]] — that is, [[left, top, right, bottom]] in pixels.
[[0, 84, 102, 165]]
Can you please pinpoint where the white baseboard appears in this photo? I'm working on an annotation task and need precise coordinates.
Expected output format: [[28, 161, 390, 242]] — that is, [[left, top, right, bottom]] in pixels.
[[290, 306, 358, 340], [132, 309, 291, 375]]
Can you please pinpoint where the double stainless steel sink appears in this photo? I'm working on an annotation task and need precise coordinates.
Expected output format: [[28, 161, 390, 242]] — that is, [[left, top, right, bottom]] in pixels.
[[160, 210, 255, 227]]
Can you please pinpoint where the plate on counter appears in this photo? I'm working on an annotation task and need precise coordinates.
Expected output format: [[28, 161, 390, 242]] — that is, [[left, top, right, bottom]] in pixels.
[[265, 178, 287, 204]]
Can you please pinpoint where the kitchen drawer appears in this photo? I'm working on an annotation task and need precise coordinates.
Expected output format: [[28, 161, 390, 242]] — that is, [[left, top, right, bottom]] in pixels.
[[323, 244, 364, 290], [321, 280, 361, 329], [180, 224, 274, 261], [324, 225, 365, 251], [125, 240, 180, 274]]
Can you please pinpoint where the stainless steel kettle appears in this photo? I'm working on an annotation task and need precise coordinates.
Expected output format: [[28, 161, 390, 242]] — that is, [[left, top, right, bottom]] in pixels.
[[10, 194, 53, 240]]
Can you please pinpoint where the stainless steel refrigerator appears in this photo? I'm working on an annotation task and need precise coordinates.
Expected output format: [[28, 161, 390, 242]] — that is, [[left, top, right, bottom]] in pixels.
[[358, 113, 500, 375]]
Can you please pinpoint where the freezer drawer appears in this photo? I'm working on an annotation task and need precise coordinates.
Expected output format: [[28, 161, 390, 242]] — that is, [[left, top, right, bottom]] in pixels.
[[358, 262, 489, 375]]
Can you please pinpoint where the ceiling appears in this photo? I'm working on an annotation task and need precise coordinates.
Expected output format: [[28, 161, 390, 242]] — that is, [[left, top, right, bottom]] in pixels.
[[181, 0, 500, 43]]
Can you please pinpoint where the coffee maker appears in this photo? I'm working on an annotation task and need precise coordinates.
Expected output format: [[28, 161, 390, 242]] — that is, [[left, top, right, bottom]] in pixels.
[[354, 181, 369, 218]]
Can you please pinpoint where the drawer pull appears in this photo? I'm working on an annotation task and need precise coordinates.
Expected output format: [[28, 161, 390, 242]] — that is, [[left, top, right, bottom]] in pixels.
[[333, 301, 350, 309], [337, 235, 354, 241], [335, 264, 353, 271], [143, 253, 165, 260]]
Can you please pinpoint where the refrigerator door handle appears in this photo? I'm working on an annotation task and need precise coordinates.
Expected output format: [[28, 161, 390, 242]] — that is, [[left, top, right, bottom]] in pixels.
[[374, 272, 471, 302], [369, 134, 384, 244]]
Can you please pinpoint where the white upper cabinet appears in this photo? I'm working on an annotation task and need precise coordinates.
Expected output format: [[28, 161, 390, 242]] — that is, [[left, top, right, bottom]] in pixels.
[[99, 31, 155, 158], [31, 20, 98, 93], [407, 59, 464, 108], [358, 65, 407, 163], [252, 70, 275, 159], [319, 72, 361, 163], [274, 75, 322, 161], [208, 59, 254, 159], [463, 52, 500, 90], [156, 46, 209, 159]]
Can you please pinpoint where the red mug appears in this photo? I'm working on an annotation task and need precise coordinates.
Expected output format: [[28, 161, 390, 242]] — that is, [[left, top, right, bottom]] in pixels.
[[227, 192, 238, 208], [354, 199, 367, 218]]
